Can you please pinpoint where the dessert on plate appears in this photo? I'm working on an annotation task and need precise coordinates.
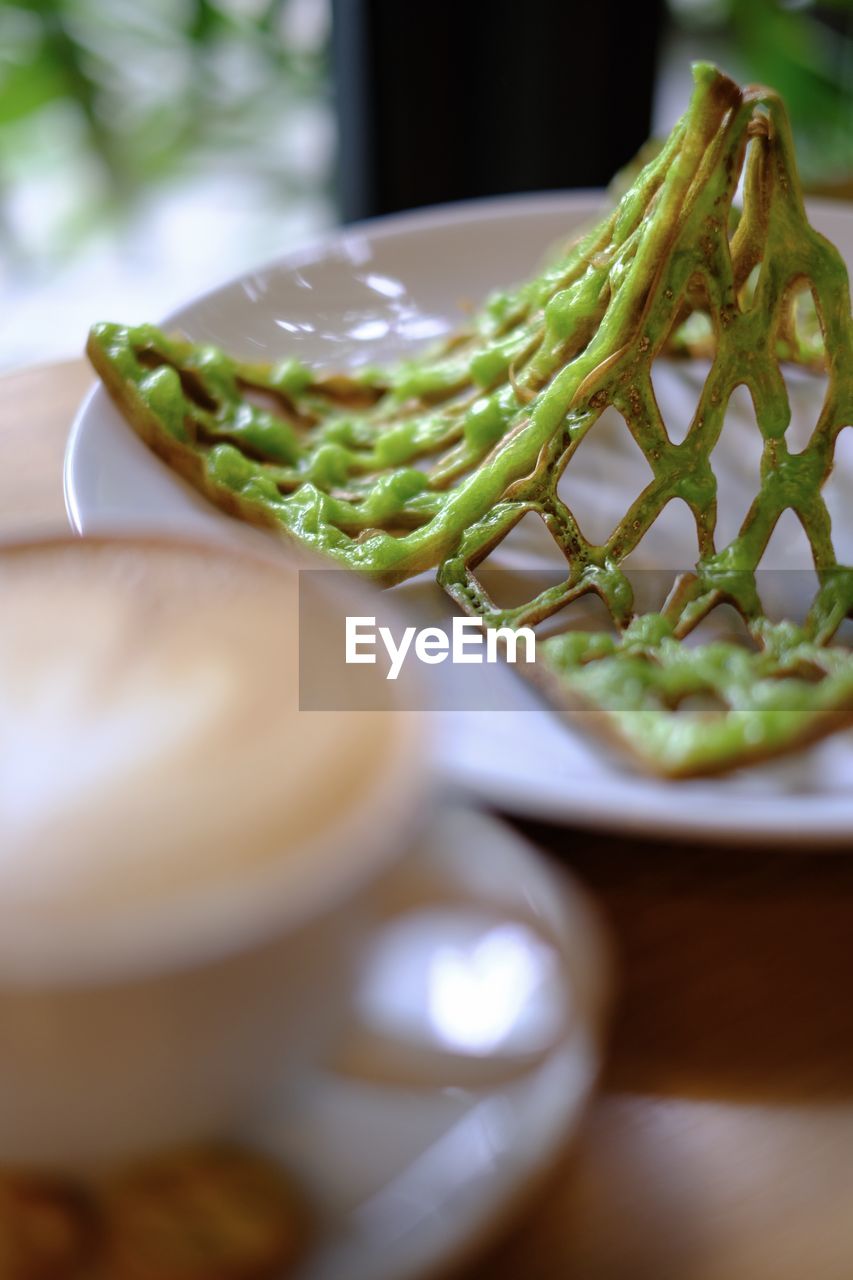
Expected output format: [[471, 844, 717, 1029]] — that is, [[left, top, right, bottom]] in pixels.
[[87, 64, 853, 777]]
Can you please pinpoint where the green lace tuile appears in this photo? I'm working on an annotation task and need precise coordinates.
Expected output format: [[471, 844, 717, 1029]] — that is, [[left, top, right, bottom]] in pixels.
[[87, 63, 852, 776]]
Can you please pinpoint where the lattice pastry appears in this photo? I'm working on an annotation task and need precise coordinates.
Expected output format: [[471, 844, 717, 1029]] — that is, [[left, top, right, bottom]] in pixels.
[[88, 64, 852, 777]]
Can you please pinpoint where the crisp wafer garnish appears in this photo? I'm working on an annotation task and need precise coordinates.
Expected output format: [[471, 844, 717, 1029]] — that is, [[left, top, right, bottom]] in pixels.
[[97, 1145, 307, 1280], [87, 62, 852, 777], [0, 1172, 96, 1279]]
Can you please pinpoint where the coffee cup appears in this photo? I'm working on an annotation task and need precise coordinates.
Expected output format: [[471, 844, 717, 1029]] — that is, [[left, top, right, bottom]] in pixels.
[[0, 533, 426, 1167]]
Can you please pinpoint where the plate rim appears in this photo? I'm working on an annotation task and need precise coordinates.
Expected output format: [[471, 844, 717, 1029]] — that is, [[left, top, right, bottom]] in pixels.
[[447, 764, 853, 847]]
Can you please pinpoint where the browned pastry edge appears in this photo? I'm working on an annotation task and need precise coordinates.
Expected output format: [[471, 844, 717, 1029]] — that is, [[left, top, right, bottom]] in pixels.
[[522, 657, 853, 780], [87, 333, 288, 543]]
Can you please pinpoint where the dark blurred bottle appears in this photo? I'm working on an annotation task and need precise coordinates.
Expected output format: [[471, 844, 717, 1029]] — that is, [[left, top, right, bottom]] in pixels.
[[331, 0, 663, 222]]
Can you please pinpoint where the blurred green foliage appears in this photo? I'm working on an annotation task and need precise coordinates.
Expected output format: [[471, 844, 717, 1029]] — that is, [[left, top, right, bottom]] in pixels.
[[0, 0, 328, 258], [670, 0, 853, 184]]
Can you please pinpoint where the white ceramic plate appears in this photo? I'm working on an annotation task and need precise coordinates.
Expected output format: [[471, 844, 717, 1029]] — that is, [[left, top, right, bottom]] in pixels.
[[65, 193, 853, 845], [243, 805, 608, 1280]]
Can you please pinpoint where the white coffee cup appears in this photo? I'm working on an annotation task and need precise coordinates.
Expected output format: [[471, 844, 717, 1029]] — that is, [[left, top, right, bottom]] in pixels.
[[0, 534, 426, 1168]]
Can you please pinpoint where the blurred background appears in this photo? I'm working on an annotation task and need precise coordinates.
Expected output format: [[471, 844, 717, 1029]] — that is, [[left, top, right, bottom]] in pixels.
[[2, 0, 853, 370]]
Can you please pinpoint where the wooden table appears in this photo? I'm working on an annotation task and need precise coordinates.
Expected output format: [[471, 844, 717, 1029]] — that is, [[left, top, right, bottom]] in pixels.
[[3, 360, 853, 1280]]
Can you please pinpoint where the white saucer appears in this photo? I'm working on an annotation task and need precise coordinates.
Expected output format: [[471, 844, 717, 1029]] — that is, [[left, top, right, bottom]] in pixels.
[[64, 192, 853, 844], [242, 806, 608, 1280]]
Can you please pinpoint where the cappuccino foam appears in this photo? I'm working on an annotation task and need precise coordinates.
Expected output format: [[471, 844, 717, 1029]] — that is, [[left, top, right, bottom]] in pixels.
[[0, 539, 401, 938]]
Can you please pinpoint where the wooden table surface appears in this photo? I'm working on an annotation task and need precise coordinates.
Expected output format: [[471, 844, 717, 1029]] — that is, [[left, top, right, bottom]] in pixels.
[[3, 359, 853, 1280]]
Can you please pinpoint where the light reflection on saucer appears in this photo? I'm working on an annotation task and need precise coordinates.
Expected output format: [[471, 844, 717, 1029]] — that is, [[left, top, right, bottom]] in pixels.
[[356, 910, 567, 1061]]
